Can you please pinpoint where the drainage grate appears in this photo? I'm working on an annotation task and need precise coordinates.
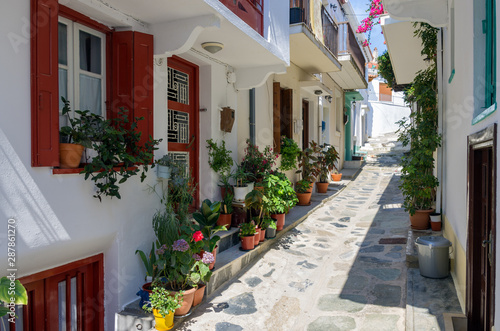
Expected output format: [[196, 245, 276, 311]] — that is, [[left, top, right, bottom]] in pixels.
[[379, 238, 407, 245]]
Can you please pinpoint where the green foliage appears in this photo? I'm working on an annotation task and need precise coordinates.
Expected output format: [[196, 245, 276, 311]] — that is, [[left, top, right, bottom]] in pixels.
[[206, 139, 233, 175], [0, 276, 28, 323], [135, 242, 158, 282], [232, 164, 252, 187], [279, 136, 301, 171], [239, 221, 257, 237], [240, 139, 278, 181], [60, 97, 98, 147], [397, 23, 441, 216], [378, 51, 397, 89], [192, 199, 226, 252], [295, 179, 311, 193], [142, 287, 182, 318], [189, 260, 212, 286], [296, 141, 321, 182], [153, 204, 180, 247], [261, 217, 276, 230], [221, 192, 234, 214], [244, 189, 264, 224], [166, 163, 196, 224], [316, 144, 339, 183], [77, 109, 161, 201], [262, 173, 298, 214]]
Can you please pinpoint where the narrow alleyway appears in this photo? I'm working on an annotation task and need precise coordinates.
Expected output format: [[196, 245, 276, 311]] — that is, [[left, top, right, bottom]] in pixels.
[[173, 134, 460, 331]]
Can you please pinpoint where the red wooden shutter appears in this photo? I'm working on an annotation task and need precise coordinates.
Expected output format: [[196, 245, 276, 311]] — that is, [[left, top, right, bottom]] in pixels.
[[112, 31, 154, 147], [133, 32, 154, 147], [31, 0, 59, 167]]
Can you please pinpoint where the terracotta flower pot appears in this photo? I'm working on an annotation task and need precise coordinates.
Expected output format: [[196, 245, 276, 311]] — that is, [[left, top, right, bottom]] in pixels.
[[192, 285, 206, 307], [217, 213, 232, 229], [59, 143, 84, 169], [241, 235, 255, 250], [431, 221, 442, 231], [259, 226, 266, 242], [409, 209, 434, 230], [271, 213, 285, 231], [296, 192, 312, 206], [153, 308, 174, 331], [316, 182, 329, 193], [331, 173, 342, 181], [170, 287, 196, 316], [254, 228, 261, 246]]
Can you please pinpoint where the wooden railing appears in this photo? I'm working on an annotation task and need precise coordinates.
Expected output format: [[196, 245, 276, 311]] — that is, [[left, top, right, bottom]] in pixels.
[[219, 0, 263, 35], [338, 22, 366, 77], [290, 0, 338, 57]]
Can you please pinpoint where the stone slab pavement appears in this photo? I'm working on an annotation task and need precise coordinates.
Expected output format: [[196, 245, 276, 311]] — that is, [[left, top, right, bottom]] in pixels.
[[173, 159, 412, 330]]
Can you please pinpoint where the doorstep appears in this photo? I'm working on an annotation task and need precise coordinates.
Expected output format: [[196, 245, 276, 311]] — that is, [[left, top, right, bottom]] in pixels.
[[115, 181, 350, 331]]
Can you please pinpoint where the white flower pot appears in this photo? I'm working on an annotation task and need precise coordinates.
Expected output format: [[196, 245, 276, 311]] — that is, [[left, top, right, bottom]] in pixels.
[[233, 185, 248, 202], [430, 213, 441, 223], [156, 165, 171, 179], [246, 182, 254, 194]]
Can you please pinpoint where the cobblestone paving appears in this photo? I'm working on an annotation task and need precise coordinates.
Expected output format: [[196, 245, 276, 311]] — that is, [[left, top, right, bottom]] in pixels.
[[175, 146, 409, 330]]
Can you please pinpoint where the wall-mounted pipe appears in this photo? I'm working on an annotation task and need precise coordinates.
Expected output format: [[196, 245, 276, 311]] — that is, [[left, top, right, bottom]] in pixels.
[[249, 88, 256, 144]]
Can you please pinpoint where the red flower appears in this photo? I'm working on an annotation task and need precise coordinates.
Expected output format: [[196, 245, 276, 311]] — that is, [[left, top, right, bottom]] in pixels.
[[193, 231, 204, 242]]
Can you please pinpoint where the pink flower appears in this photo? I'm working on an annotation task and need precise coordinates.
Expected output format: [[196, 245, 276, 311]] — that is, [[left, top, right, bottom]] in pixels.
[[193, 231, 204, 242]]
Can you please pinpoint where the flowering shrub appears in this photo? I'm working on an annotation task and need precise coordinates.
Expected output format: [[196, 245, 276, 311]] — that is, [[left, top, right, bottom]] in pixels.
[[356, 0, 384, 46], [193, 231, 204, 242], [240, 139, 279, 181]]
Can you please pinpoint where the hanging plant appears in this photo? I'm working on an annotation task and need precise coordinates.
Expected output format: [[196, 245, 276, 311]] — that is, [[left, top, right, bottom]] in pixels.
[[356, 0, 385, 47]]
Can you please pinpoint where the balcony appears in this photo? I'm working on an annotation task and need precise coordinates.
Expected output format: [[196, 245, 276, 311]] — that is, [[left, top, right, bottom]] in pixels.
[[219, 0, 263, 35], [328, 22, 368, 89], [289, 0, 341, 74]]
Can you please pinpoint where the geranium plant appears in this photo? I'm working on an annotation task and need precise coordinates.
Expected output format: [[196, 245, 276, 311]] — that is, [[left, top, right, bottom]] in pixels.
[[240, 139, 279, 181], [192, 199, 227, 252]]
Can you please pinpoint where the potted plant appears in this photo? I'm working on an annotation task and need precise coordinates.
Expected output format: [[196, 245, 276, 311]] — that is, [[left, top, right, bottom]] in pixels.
[[59, 97, 99, 168], [206, 139, 234, 198], [239, 221, 257, 250], [430, 212, 441, 231], [165, 161, 197, 225], [75, 105, 161, 201], [296, 141, 321, 192], [262, 217, 277, 238], [296, 179, 313, 205], [240, 139, 279, 184], [244, 189, 264, 236], [155, 154, 173, 179], [316, 144, 339, 193], [262, 172, 298, 231], [135, 242, 159, 293], [189, 257, 213, 307], [193, 199, 226, 270], [218, 192, 233, 229], [232, 165, 250, 202], [279, 136, 301, 171], [142, 287, 182, 331], [331, 170, 342, 181]]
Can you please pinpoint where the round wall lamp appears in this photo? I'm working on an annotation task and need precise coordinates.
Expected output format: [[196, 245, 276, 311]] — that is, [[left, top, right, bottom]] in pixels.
[[314, 90, 323, 95], [202, 42, 224, 54]]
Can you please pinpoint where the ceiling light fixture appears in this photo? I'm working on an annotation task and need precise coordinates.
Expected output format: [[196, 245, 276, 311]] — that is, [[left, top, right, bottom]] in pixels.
[[314, 90, 323, 95], [202, 42, 224, 54]]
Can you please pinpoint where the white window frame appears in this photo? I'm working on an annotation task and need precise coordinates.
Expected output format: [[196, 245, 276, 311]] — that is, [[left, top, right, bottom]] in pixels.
[[58, 17, 106, 117]]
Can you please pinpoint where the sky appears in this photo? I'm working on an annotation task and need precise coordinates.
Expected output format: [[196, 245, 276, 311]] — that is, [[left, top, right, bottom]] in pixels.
[[349, 0, 387, 57]]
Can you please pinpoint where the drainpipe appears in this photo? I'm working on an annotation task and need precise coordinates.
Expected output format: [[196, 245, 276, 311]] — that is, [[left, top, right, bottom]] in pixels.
[[436, 29, 445, 214], [345, 102, 352, 161], [249, 88, 256, 144]]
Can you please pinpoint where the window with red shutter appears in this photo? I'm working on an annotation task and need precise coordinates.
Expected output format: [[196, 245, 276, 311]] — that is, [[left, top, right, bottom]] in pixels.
[[31, 1, 154, 167]]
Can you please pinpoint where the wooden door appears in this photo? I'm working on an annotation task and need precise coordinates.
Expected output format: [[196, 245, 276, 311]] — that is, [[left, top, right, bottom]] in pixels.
[[302, 100, 309, 150], [167, 56, 199, 207], [467, 124, 496, 330]]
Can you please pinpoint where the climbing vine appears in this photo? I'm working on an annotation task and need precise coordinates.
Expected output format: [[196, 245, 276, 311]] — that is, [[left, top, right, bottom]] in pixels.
[[397, 23, 442, 215]]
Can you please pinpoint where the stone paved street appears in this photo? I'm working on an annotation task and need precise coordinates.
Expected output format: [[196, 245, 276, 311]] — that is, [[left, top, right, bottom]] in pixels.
[[172, 134, 462, 331]]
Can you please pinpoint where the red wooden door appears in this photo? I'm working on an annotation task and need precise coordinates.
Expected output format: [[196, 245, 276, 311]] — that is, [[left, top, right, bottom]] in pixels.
[[167, 56, 199, 207]]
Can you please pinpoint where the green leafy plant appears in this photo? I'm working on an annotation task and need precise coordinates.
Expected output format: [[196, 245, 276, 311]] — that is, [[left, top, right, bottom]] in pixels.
[[244, 189, 264, 226], [193, 199, 226, 252], [232, 164, 252, 187], [397, 23, 441, 216], [0, 277, 28, 326], [240, 139, 279, 181], [295, 179, 311, 193], [206, 139, 234, 189], [166, 162, 197, 224], [239, 221, 257, 237], [296, 141, 321, 182], [221, 192, 234, 214], [279, 136, 301, 171], [316, 144, 339, 183], [142, 287, 182, 318], [60, 97, 99, 147], [135, 242, 158, 282], [261, 217, 276, 230], [189, 260, 213, 286], [262, 173, 298, 214]]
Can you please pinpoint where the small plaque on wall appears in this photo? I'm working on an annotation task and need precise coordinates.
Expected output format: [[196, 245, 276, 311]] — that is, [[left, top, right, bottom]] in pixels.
[[220, 107, 235, 133]]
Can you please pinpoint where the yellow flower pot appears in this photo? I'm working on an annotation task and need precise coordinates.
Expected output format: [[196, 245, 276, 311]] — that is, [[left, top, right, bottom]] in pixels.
[[153, 309, 174, 331]]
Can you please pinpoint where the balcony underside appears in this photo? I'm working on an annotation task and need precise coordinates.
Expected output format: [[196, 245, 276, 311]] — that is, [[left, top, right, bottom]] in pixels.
[[381, 16, 428, 85], [328, 54, 368, 89], [290, 23, 341, 74]]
